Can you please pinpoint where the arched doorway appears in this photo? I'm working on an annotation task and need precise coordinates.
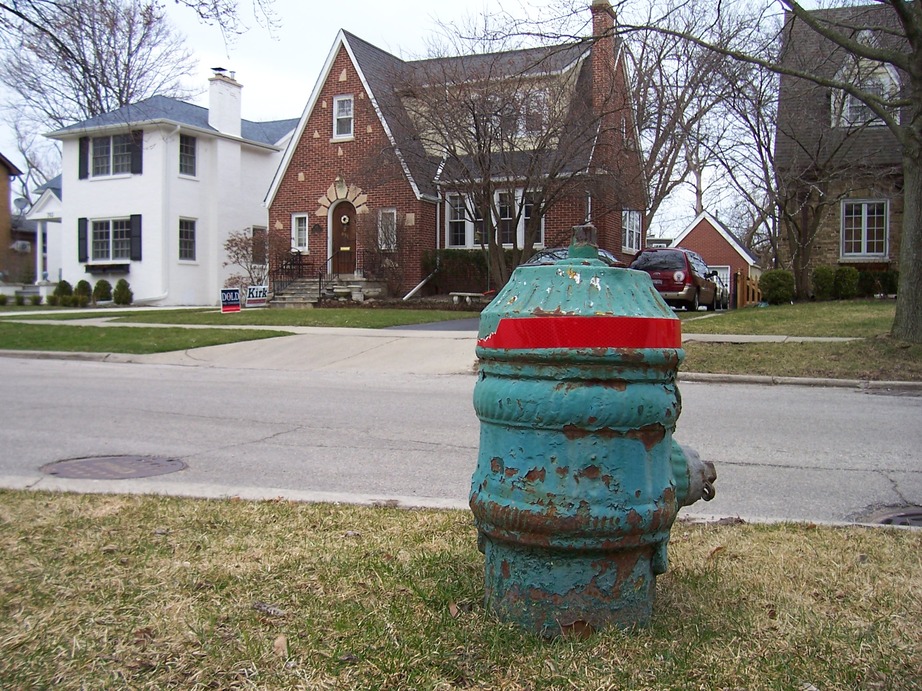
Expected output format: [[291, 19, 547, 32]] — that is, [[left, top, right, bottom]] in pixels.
[[332, 202, 356, 275]]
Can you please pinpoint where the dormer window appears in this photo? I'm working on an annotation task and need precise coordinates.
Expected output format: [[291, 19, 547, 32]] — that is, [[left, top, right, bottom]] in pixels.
[[832, 62, 898, 127], [333, 95, 354, 139]]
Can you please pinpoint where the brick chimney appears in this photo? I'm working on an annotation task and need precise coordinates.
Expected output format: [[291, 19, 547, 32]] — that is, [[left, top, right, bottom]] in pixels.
[[591, 0, 615, 38], [590, 0, 616, 115], [208, 68, 242, 137]]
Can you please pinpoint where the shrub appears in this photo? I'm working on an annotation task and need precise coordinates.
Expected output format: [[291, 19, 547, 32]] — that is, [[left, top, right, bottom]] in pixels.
[[14, 294, 24, 306], [74, 280, 92, 299], [29, 295, 42, 306], [881, 270, 900, 295], [0, 294, 7, 306], [53, 279, 73, 297], [833, 266, 860, 300], [73, 294, 90, 308], [759, 269, 796, 305], [812, 265, 836, 300], [46, 295, 59, 306], [113, 279, 133, 306], [59, 295, 73, 307], [92, 279, 113, 303], [857, 271, 879, 298]]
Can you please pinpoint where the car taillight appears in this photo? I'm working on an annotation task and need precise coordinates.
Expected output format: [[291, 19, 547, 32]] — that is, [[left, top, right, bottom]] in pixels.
[[673, 271, 686, 283]]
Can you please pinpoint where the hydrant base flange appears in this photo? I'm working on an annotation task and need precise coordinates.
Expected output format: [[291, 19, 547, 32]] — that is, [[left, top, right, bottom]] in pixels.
[[482, 536, 657, 634]]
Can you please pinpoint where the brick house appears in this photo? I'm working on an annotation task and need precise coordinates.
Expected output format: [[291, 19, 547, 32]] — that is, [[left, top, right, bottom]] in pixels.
[[1, 151, 23, 282], [774, 4, 905, 297], [670, 211, 762, 307], [265, 0, 646, 299]]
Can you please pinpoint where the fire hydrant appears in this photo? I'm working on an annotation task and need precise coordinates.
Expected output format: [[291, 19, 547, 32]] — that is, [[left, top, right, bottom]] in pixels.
[[470, 224, 716, 635]]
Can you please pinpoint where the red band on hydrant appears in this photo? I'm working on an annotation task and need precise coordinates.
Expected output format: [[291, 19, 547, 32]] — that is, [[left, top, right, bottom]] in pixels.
[[477, 316, 681, 350]]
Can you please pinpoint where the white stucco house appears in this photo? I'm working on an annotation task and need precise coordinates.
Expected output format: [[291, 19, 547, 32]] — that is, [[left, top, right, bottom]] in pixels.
[[25, 175, 63, 285], [47, 70, 298, 305]]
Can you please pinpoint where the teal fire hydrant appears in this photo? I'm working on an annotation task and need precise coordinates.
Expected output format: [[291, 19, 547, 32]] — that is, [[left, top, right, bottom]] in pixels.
[[470, 224, 716, 635]]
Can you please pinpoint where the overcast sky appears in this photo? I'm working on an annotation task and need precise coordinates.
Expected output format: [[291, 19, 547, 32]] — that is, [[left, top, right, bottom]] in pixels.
[[0, 0, 509, 170], [166, 0, 509, 122]]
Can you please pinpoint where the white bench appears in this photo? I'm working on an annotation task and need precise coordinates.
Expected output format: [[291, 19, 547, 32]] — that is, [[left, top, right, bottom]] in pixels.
[[450, 292, 483, 305]]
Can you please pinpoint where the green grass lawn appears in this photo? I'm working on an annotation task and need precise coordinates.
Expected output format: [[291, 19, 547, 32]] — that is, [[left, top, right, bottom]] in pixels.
[[1, 300, 920, 381], [681, 299, 896, 338], [0, 321, 289, 354], [0, 491, 918, 690]]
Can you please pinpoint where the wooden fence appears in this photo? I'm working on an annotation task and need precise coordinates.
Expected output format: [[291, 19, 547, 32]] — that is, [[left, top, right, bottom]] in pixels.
[[733, 271, 762, 308]]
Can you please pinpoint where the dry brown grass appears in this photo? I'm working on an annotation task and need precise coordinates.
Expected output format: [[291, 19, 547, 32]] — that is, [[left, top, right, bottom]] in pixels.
[[1, 491, 919, 690]]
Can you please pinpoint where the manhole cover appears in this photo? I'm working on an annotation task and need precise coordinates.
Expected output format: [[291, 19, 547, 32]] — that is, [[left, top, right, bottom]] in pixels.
[[877, 510, 922, 527], [41, 455, 187, 480]]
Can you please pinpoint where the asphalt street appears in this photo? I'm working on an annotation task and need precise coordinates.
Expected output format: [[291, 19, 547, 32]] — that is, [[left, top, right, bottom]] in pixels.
[[0, 324, 919, 526]]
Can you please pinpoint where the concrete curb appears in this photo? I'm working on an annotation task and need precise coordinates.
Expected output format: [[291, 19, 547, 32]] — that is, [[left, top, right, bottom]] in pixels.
[[678, 371, 922, 393], [3, 348, 921, 393]]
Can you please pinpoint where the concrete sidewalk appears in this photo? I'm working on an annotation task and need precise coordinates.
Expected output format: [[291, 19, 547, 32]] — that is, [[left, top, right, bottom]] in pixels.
[[1, 318, 920, 392]]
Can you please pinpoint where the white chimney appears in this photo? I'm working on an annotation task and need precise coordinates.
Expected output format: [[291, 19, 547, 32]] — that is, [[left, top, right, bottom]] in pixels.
[[208, 68, 242, 137]]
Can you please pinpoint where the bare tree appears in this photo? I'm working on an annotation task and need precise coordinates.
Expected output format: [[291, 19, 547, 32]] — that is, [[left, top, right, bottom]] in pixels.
[[610, 0, 922, 343], [380, 21, 640, 288], [0, 0, 276, 61], [0, 0, 197, 129], [223, 227, 268, 289], [624, 0, 744, 233]]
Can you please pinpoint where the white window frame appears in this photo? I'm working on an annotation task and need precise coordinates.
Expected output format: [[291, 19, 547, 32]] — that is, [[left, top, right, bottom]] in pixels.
[[831, 63, 898, 128], [841, 199, 888, 259], [622, 209, 643, 253], [179, 218, 197, 261], [333, 95, 354, 140], [92, 134, 132, 177], [444, 189, 544, 249], [179, 134, 197, 176], [292, 214, 309, 251], [446, 195, 469, 248], [378, 208, 397, 251], [91, 218, 132, 261]]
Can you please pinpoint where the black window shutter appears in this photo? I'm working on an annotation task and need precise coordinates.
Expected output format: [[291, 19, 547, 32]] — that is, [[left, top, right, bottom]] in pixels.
[[130, 130, 143, 175], [130, 214, 142, 260], [77, 218, 88, 262], [78, 137, 89, 179]]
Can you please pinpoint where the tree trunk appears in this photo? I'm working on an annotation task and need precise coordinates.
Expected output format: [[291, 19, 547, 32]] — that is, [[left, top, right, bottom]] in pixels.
[[891, 153, 922, 343]]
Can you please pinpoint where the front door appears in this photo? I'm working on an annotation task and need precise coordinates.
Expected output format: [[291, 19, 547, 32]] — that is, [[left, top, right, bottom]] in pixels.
[[332, 203, 356, 275]]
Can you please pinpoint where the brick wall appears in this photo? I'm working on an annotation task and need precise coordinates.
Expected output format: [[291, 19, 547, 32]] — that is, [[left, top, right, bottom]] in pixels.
[[780, 175, 903, 281], [268, 45, 432, 294]]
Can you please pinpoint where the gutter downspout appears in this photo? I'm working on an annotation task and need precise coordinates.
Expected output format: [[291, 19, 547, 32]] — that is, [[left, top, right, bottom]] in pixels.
[[402, 184, 443, 301]]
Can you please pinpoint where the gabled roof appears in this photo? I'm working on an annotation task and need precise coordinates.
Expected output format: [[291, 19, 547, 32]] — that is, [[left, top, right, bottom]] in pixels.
[[35, 174, 62, 199], [48, 95, 298, 148], [673, 211, 760, 266], [1, 151, 22, 176], [775, 3, 904, 172], [265, 30, 599, 205]]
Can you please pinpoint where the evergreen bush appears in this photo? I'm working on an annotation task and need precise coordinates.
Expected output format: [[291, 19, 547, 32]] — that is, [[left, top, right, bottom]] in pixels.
[[812, 265, 835, 300], [53, 280, 73, 297], [113, 279, 133, 306], [759, 269, 796, 305], [74, 280, 92, 299], [92, 279, 113, 303], [833, 266, 860, 300], [0, 294, 7, 306], [29, 295, 42, 306]]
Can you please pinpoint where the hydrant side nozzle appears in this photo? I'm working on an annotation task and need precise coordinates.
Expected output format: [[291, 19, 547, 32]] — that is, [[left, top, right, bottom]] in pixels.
[[671, 441, 717, 506]]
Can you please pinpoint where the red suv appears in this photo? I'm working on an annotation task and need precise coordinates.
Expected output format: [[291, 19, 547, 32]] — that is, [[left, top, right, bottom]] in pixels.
[[629, 248, 719, 311]]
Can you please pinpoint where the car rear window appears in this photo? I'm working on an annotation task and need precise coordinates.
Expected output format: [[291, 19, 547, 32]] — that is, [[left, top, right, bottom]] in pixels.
[[631, 251, 685, 270]]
